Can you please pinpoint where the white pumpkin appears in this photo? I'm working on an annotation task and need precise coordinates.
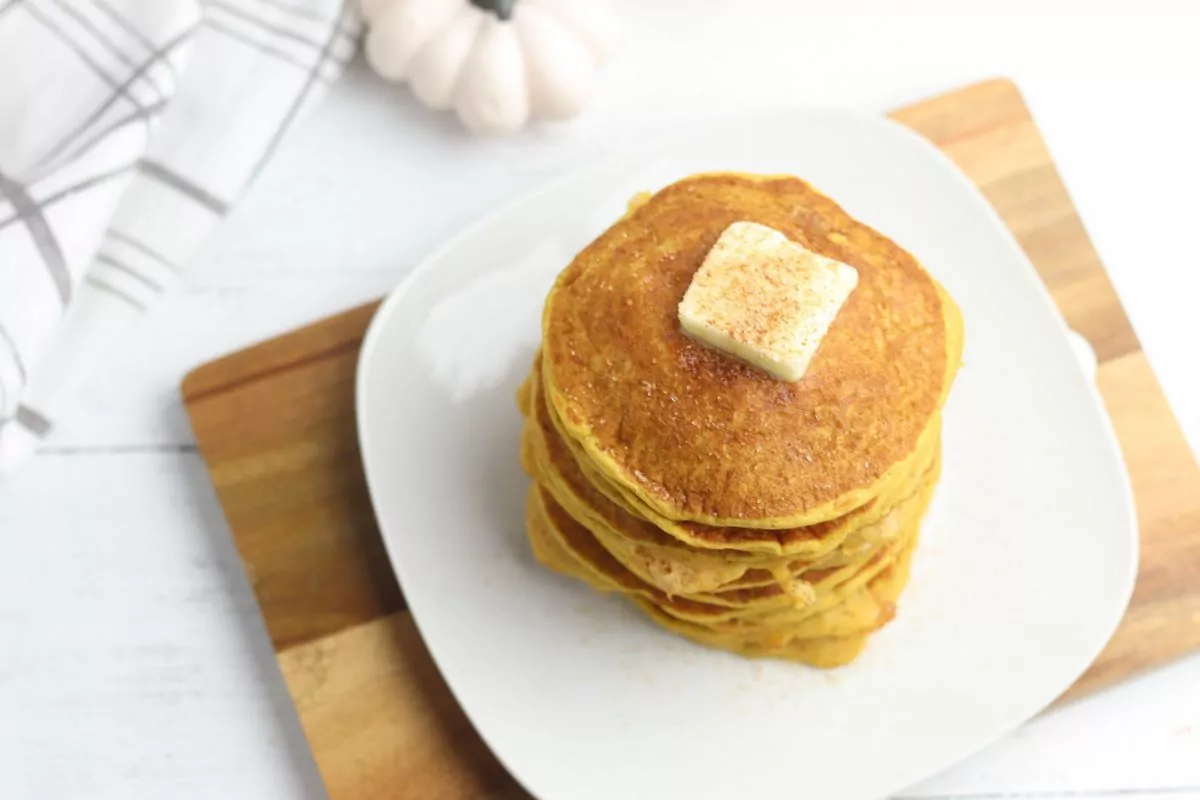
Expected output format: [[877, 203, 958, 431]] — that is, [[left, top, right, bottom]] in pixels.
[[360, 0, 616, 134]]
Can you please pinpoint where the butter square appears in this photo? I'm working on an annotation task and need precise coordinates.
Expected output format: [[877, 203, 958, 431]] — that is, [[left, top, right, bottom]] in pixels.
[[678, 221, 859, 381]]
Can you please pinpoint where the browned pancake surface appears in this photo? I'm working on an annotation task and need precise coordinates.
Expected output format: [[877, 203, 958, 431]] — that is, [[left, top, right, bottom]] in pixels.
[[543, 173, 952, 525]]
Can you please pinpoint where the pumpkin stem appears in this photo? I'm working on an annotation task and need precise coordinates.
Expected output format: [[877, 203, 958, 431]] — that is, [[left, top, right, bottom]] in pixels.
[[469, 0, 516, 21]]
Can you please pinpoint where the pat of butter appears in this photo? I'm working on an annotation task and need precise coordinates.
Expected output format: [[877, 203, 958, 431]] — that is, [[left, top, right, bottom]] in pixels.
[[678, 221, 858, 381]]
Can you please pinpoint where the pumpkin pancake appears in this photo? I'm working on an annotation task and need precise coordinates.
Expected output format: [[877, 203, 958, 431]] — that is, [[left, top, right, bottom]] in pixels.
[[523, 401, 939, 598], [634, 539, 917, 668], [520, 362, 941, 599], [528, 480, 922, 668], [524, 357, 942, 561], [541, 172, 963, 527], [529, 455, 935, 628], [528, 422, 941, 605]]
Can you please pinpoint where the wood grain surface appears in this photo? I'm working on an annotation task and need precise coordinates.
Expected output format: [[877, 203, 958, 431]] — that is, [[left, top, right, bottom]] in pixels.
[[182, 78, 1200, 799]]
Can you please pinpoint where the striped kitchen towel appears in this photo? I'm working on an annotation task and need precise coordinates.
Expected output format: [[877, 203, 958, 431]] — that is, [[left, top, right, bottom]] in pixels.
[[0, 0, 360, 475]]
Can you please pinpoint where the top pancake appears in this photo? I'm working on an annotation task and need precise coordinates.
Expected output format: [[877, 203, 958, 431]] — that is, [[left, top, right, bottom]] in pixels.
[[542, 172, 962, 528]]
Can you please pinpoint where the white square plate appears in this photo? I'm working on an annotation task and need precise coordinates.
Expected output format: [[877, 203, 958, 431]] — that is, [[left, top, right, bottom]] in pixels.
[[356, 110, 1137, 800]]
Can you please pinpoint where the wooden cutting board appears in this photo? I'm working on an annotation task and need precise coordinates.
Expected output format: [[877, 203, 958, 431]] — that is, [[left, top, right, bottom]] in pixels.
[[183, 78, 1200, 800]]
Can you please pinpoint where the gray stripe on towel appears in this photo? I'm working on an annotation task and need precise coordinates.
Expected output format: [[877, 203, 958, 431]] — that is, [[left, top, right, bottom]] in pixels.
[[16, 405, 52, 437], [84, 274, 148, 311], [95, 253, 163, 292], [0, 171, 73, 305], [108, 229, 177, 272], [138, 160, 229, 215]]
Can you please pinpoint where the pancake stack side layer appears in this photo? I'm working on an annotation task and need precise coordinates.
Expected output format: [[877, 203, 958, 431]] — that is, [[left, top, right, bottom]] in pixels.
[[519, 172, 964, 667]]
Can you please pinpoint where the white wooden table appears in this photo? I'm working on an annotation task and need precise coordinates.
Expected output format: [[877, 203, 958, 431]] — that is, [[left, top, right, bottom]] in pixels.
[[2, 2, 1199, 798]]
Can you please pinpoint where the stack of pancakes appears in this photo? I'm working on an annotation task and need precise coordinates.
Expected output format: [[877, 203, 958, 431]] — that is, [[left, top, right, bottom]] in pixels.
[[518, 173, 963, 667]]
